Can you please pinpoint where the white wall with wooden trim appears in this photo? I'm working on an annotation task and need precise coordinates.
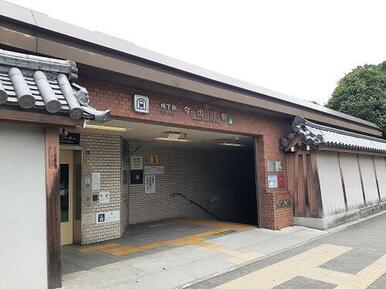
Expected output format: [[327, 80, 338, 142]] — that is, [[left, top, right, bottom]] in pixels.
[[359, 155, 380, 204], [292, 150, 386, 229], [316, 151, 346, 216], [374, 157, 386, 201], [0, 123, 48, 289], [338, 153, 364, 210]]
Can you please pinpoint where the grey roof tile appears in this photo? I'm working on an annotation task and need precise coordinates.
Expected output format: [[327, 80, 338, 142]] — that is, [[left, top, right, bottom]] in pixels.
[[0, 49, 110, 122], [281, 116, 386, 154]]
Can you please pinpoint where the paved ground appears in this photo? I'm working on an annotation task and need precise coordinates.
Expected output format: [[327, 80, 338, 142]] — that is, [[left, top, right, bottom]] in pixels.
[[187, 212, 386, 289], [62, 218, 325, 289]]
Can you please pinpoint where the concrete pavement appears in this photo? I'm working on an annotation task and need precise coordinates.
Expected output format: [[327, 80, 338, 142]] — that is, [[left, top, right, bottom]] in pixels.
[[62, 218, 325, 289], [187, 212, 386, 289]]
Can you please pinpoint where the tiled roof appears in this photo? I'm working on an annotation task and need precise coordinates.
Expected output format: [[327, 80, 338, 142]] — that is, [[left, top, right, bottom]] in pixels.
[[0, 49, 110, 122], [281, 116, 386, 154]]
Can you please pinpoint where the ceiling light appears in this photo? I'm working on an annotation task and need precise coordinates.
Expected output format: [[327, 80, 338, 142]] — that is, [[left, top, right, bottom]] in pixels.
[[155, 131, 191, 142], [217, 142, 244, 147], [155, 137, 191, 142], [84, 123, 131, 132]]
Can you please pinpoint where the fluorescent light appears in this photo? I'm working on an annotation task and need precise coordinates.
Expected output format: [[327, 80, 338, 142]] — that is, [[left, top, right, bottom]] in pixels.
[[84, 123, 131, 132], [155, 131, 191, 142], [218, 142, 244, 147], [155, 137, 191, 142]]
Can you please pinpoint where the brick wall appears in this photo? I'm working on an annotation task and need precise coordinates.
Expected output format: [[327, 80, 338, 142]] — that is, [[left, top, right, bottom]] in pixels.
[[79, 76, 294, 230], [127, 142, 256, 224], [80, 133, 123, 244]]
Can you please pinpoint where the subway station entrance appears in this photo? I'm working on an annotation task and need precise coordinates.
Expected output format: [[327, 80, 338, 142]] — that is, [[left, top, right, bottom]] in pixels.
[[59, 118, 259, 247], [89, 119, 258, 227], [60, 119, 261, 283]]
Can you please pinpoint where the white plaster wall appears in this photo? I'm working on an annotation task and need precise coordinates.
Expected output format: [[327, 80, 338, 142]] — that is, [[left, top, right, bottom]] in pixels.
[[0, 123, 47, 289], [339, 153, 365, 210], [316, 151, 346, 216], [359, 155, 380, 205], [373, 157, 386, 201]]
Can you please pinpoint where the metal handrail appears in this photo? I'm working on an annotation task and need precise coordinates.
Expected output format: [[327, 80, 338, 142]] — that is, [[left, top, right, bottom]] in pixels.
[[170, 192, 221, 221]]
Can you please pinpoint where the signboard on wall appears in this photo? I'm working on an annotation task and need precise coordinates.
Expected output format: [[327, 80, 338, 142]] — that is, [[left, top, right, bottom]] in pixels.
[[130, 156, 143, 170], [278, 175, 286, 189], [145, 175, 156, 194], [275, 161, 284, 172], [267, 175, 278, 189], [150, 154, 160, 165], [267, 161, 276, 172], [267, 160, 283, 172], [134, 94, 149, 113], [59, 132, 80, 145], [144, 166, 164, 175], [96, 210, 120, 224], [130, 170, 143, 184], [91, 172, 101, 191], [83, 173, 92, 193], [98, 191, 110, 204]]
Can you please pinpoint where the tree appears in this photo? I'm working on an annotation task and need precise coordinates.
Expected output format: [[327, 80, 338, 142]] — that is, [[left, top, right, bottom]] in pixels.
[[326, 61, 386, 133]]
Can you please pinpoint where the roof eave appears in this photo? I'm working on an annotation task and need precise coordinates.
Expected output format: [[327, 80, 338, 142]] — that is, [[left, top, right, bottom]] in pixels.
[[0, 108, 83, 127], [0, 1, 381, 135]]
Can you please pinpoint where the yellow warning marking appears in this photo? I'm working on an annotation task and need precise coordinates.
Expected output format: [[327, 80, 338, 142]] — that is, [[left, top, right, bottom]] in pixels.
[[105, 242, 163, 256], [77, 219, 261, 264], [171, 218, 253, 231], [165, 228, 234, 246], [214, 244, 351, 289]]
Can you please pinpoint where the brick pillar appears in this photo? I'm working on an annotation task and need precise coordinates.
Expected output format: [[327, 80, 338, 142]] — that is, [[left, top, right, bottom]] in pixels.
[[256, 135, 294, 230]]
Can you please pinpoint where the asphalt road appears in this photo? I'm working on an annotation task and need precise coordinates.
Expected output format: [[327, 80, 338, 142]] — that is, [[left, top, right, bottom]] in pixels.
[[187, 213, 386, 289]]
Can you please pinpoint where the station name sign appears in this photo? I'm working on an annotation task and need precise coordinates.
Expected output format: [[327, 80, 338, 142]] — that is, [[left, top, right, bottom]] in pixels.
[[133, 94, 235, 125]]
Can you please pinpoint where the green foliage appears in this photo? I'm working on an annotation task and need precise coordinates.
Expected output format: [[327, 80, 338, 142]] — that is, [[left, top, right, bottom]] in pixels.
[[326, 61, 386, 133]]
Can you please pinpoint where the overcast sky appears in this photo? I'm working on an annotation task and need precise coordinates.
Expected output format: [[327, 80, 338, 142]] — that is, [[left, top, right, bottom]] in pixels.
[[7, 0, 386, 104]]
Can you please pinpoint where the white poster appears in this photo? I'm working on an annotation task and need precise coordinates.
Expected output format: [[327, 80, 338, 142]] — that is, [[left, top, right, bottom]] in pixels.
[[144, 166, 164, 175], [83, 173, 92, 193], [98, 191, 110, 204], [96, 210, 120, 224], [92, 172, 101, 191], [267, 174, 278, 189], [130, 156, 143, 170], [145, 175, 156, 194]]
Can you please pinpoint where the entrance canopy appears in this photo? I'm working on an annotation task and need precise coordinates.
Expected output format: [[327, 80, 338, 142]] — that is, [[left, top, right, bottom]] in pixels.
[[0, 49, 110, 122], [281, 116, 386, 154]]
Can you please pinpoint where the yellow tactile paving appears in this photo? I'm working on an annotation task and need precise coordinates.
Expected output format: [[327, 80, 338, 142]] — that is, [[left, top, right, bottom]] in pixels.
[[171, 218, 254, 231], [77, 219, 262, 264], [104, 242, 162, 255], [214, 244, 352, 289]]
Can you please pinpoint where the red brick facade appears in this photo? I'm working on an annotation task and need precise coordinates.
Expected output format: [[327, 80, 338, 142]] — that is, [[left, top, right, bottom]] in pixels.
[[80, 77, 294, 229]]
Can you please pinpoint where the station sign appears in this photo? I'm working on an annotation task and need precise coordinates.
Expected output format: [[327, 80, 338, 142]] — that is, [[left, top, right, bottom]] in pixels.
[[134, 94, 149, 113], [59, 132, 80, 145]]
